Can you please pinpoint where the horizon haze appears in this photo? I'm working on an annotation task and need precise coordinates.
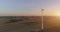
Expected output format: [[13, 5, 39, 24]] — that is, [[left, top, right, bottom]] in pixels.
[[0, 0, 60, 16]]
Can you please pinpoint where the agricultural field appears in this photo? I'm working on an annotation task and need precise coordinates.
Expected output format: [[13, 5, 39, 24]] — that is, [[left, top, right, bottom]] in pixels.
[[0, 16, 60, 32]]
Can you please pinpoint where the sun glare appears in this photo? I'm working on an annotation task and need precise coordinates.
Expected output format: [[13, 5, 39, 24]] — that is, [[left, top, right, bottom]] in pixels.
[[56, 13, 60, 16]]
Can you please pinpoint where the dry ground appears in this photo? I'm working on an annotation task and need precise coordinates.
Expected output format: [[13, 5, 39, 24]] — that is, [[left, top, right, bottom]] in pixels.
[[0, 16, 60, 32]]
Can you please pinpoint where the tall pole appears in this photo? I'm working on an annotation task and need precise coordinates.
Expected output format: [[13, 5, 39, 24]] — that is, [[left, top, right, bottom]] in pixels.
[[41, 9, 44, 31]]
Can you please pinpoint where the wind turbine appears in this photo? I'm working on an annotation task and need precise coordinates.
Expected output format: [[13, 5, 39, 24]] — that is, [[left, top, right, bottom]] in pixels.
[[41, 9, 44, 32]]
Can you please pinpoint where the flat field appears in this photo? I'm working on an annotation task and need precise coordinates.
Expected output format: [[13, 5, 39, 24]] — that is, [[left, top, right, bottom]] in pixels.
[[0, 16, 60, 32]]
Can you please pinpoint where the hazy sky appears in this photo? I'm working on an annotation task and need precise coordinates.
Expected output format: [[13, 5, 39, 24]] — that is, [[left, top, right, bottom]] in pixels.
[[0, 0, 60, 16]]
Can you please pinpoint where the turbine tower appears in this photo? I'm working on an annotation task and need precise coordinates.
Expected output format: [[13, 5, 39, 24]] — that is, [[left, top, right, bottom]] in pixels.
[[41, 9, 44, 31]]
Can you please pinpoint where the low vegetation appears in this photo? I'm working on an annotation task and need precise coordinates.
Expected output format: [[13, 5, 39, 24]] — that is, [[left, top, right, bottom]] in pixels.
[[21, 22, 38, 26]]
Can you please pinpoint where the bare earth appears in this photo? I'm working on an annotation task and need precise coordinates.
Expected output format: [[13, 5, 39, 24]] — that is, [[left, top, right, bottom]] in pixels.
[[0, 16, 60, 32]]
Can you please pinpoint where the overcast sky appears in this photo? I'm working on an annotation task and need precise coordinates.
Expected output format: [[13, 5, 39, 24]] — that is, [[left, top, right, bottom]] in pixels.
[[0, 0, 60, 16]]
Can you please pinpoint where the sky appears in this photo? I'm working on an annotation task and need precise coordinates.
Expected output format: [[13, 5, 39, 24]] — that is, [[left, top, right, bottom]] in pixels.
[[0, 0, 60, 16]]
